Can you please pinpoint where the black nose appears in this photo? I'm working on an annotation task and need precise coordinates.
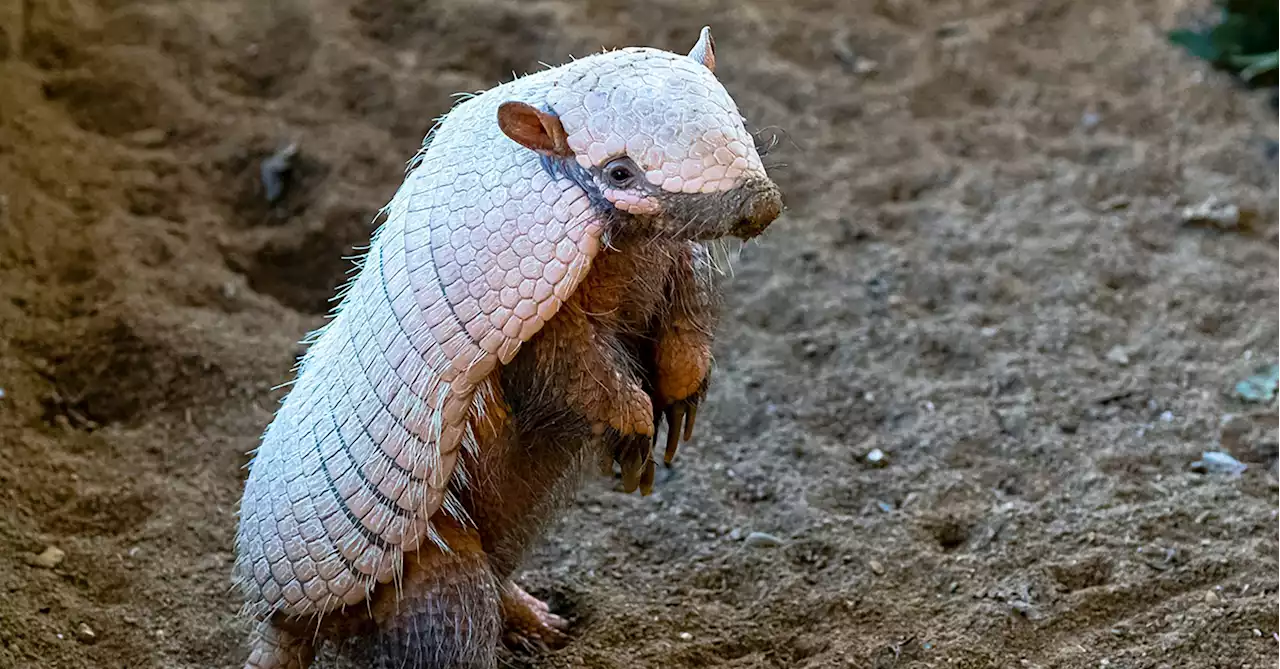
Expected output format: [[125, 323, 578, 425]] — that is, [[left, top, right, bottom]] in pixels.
[[733, 182, 783, 240]]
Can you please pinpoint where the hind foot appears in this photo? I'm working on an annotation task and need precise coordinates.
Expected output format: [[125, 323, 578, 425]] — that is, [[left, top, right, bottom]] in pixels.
[[501, 581, 570, 652]]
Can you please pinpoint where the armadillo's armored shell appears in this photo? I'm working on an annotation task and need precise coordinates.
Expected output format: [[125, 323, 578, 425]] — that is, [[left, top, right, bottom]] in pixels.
[[546, 49, 764, 196], [233, 39, 768, 621], [233, 89, 603, 621]]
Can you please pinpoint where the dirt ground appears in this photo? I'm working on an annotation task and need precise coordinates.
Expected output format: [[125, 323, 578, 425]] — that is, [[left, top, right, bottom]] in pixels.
[[1, 0, 1277, 667]]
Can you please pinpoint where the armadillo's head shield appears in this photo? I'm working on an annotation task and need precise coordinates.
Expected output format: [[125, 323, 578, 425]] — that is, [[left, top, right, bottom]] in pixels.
[[497, 27, 783, 243]]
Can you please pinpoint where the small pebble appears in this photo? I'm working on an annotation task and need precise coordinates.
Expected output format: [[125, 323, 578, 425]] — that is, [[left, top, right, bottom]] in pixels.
[[851, 57, 879, 74], [0, 387, 6, 399], [1181, 196, 1240, 229], [1099, 196, 1130, 211], [76, 623, 97, 645], [126, 128, 168, 147], [28, 546, 65, 569], [678, 632, 693, 641], [865, 448, 887, 467], [1203, 590, 1220, 604], [727, 527, 743, 541], [875, 500, 894, 513], [1190, 451, 1247, 476], [1105, 346, 1130, 366], [1159, 411, 1173, 423], [1234, 363, 1279, 403], [261, 143, 299, 203], [868, 559, 885, 575], [744, 531, 785, 548], [1080, 112, 1101, 129]]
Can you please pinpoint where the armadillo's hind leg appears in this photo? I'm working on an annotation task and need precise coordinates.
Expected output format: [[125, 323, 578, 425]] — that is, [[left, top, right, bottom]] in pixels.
[[367, 521, 503, 669], [244, 620, 315, 669], [500, 580, 570, 652]]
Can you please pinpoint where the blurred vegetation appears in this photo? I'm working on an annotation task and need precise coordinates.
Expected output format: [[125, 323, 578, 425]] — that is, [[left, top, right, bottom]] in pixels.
[[1169, 0, 1278, 85]]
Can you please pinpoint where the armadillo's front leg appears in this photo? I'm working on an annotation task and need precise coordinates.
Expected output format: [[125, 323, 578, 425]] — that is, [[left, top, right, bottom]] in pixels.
[[653, 242, 720, 466], [531, 305, 656, 491]]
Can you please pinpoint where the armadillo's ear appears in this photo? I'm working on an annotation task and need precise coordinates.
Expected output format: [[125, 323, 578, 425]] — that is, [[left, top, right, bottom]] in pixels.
[[497, 102, 573, 158], [687, 26, 716, 73]]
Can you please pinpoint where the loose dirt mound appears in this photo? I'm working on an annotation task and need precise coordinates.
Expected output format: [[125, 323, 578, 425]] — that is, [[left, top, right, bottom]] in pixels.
[[0, 1, 1276, 668]]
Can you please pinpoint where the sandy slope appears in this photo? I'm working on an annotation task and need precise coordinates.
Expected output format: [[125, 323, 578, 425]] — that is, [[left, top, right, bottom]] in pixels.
[[0, 0, 1276, 667]]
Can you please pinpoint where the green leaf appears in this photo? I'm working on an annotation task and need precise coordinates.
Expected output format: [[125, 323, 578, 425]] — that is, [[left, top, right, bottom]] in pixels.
[[1169, 28, 1225, 63], [1237, 51, 1279, 80]]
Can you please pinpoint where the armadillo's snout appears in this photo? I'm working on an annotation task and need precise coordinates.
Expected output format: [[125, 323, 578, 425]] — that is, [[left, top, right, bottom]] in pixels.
[[730, 180, 784, 241]]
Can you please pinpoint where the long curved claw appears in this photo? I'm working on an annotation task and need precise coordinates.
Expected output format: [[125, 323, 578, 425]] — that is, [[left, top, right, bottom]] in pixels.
[[663, 403, 686, 465], [660, 399, 701, 466], [619, 447, 645, 493], [597, 444, 615, 477], [638, 457, 656, 496], [682, 402, 698, 442]]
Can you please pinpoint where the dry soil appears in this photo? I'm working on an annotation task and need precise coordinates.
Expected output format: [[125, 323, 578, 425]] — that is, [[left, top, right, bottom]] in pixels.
[[0, 0, 1277, 668]]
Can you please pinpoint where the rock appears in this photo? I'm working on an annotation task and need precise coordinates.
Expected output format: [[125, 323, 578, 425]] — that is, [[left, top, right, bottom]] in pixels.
[[851, 57, 879, 74], [261, 143, 299, 203], [1234, 364, 1279, 403], [28, 546, 65, 569], [76, 623, 97, 645], [1105, 346, 1130, 366], [744, 531, 785, 548], [678, 631, 693, 641], [831, 31, 878, 75], [1203, 590, 1220, 604], [125, 128, 168, 147], [1181, 196, 1240, 229], [1190, 451, 1247, 476], [936, 22, 967, 39], [1048, 555, 1113, 592], [727, 527, 743, 541], [868, 559, 885, 575], [865, 448, 887, 467], [1098, 196, 1130, 211]]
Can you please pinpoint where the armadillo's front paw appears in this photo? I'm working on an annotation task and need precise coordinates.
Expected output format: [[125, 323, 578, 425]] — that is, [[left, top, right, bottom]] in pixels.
[[654, 375, 708, 466], [592, 424, 658, 496], [614, 430, 659, 495], [655, 395, 700, 466], [604, 384, 657, 439], [501, 582, 570, 653]]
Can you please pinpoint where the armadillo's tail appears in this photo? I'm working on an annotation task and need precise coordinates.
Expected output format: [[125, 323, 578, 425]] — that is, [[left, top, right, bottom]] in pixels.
[[244, 620, 314, 669], [347, 519, 504, 669]]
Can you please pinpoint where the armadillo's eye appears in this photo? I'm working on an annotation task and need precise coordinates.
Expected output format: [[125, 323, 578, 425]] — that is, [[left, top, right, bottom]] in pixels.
[[603, 157, 638, 189]]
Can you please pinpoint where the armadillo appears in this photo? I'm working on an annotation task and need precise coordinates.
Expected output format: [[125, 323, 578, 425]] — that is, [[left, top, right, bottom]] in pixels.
[[233, 26, 783, 669]]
